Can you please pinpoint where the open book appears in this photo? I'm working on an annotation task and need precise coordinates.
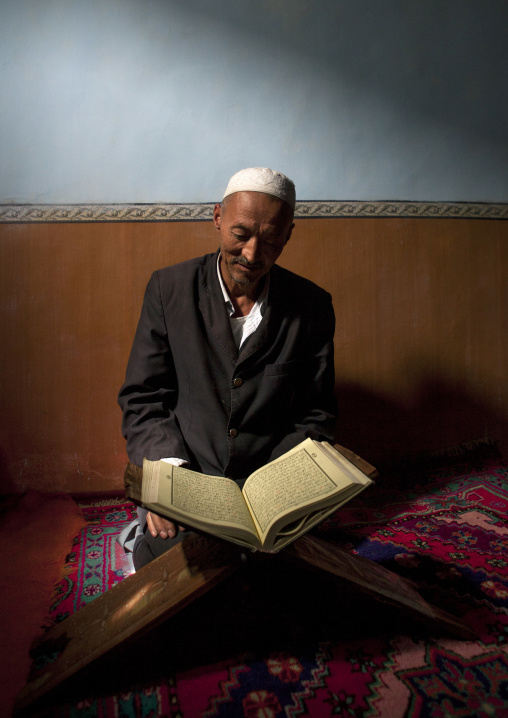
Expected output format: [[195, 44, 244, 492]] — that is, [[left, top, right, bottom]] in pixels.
[[125, 438, 374, 552]]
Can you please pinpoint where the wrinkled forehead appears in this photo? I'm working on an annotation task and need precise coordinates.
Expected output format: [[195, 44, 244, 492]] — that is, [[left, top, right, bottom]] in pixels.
[[222, 191, 294, 226]]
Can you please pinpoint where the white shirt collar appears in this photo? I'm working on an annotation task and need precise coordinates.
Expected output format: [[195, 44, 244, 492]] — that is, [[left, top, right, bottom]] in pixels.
[[217, 253, 269, 317]]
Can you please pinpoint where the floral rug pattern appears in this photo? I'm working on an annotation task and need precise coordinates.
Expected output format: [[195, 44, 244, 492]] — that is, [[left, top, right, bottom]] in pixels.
[[39, 460, 508, 717]]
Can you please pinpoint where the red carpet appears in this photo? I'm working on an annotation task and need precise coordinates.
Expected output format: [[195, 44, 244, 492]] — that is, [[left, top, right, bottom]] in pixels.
[[0, 491, 85, 718], [27, 459, 508, 717]]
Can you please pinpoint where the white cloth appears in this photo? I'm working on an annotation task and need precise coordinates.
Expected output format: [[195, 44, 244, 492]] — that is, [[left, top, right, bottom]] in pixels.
[[216, 254, 269, 348], [161, 457, 188, 466]]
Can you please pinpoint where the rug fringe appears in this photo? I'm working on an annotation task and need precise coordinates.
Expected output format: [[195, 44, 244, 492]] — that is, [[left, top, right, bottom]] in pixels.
[[69, 490, 127, 508], [76, 497, 130, 508]]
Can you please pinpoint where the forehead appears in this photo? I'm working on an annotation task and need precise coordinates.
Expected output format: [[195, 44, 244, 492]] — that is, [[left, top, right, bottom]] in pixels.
[[222, 191, 293, 230]]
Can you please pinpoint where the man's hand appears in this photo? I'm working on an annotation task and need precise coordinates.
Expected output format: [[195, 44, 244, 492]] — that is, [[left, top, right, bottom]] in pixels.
[[147, 511, 186, 539]]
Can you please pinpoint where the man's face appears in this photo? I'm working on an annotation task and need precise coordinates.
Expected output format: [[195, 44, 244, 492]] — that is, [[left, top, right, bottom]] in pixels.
[[213, 191, 294, 293]]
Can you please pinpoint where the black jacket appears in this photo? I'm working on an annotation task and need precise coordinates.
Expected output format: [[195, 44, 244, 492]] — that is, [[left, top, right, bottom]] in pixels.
[[118, 250, 337, 482]]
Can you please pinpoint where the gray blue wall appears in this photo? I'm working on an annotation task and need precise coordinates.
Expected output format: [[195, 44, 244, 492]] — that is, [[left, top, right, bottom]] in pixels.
[[1, 0, 506, 204]]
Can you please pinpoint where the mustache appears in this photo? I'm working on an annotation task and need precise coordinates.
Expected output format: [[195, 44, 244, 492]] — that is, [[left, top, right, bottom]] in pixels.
[[230, 258, 264, 269]]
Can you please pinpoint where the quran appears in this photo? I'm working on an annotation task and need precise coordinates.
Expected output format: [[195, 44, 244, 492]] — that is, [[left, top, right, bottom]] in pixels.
[[125, 438, 373, 552]]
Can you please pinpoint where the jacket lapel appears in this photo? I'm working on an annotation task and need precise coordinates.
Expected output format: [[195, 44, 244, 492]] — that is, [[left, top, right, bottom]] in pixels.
[[198, 252, 238, 364], [237, 267, 285, 364]]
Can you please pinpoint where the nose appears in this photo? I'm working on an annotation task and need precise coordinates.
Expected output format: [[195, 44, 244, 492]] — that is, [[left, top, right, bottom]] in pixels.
[[242, 237, 261, 264]]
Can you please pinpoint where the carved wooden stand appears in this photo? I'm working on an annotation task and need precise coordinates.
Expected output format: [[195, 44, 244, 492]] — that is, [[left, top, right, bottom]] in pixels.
[[14, 447, 474, 715]]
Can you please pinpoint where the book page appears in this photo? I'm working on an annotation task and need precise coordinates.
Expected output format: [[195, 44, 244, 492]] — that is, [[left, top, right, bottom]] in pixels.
[[161, 465, 258, 534], [243, 445, 340, 536]]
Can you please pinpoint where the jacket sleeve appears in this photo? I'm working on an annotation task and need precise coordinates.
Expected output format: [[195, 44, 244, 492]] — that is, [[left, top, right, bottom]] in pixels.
[[268, 292, 337, 461], [118, 272, 190, 467]]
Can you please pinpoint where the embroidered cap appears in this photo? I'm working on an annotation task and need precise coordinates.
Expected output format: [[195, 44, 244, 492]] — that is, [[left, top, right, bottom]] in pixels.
[[223, 167, 296, 209]]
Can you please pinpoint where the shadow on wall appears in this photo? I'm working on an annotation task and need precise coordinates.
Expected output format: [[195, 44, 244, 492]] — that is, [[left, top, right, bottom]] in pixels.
[[334, 375, 507, 472], [0, 374, 506, 495], [0, 442, 86, 496]]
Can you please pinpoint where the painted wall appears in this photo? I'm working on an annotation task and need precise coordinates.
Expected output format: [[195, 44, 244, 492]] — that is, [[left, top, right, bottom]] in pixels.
[[1, 217, 506, 494], [1, 0, 507, 204]]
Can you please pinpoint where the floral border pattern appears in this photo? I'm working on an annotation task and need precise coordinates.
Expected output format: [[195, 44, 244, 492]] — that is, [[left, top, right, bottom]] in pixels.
[[1, 200, 507, 223]]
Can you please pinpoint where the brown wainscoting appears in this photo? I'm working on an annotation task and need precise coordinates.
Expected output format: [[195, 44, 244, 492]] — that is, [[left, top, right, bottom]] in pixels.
[[0, 217, 507, 492]]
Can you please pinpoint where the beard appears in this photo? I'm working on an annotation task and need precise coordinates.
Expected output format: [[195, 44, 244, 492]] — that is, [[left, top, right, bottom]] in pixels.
[[225, 257, 264, 287]]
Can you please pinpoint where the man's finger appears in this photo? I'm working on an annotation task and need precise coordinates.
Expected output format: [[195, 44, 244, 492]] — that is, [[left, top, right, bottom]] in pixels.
[[147, 511, 177, 539]]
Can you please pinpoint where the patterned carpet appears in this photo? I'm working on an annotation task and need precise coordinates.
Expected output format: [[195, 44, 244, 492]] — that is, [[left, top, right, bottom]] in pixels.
[[33, 458, 508, 717]]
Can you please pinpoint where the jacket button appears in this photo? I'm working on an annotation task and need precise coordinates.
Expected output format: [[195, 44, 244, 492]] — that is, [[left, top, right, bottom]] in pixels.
[[233, 377, 243, 387], [229, 428, 238, 438]]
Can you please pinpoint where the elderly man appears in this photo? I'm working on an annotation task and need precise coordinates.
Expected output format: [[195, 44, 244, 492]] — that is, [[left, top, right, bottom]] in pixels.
[[118, 168, 337, 569]]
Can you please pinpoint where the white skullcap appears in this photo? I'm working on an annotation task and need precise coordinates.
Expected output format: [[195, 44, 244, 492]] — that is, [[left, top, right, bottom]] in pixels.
[[223, 167, 296, 209]]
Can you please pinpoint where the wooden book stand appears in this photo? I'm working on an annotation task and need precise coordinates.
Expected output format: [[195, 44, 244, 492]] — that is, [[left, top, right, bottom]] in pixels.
[[14, 446, 474, 715]]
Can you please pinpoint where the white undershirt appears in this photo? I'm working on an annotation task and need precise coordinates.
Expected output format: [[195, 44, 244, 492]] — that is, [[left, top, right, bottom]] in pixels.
[[216, 253, 269, 349]]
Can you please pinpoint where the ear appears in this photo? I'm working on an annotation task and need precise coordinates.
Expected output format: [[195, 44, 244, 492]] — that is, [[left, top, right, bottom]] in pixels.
[[213, 203, 222, 231], [284, 222, 295, 246]]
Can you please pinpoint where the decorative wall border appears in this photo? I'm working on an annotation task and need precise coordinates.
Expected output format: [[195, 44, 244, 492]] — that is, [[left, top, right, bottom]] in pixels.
[[0, 200, 507, 223]]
